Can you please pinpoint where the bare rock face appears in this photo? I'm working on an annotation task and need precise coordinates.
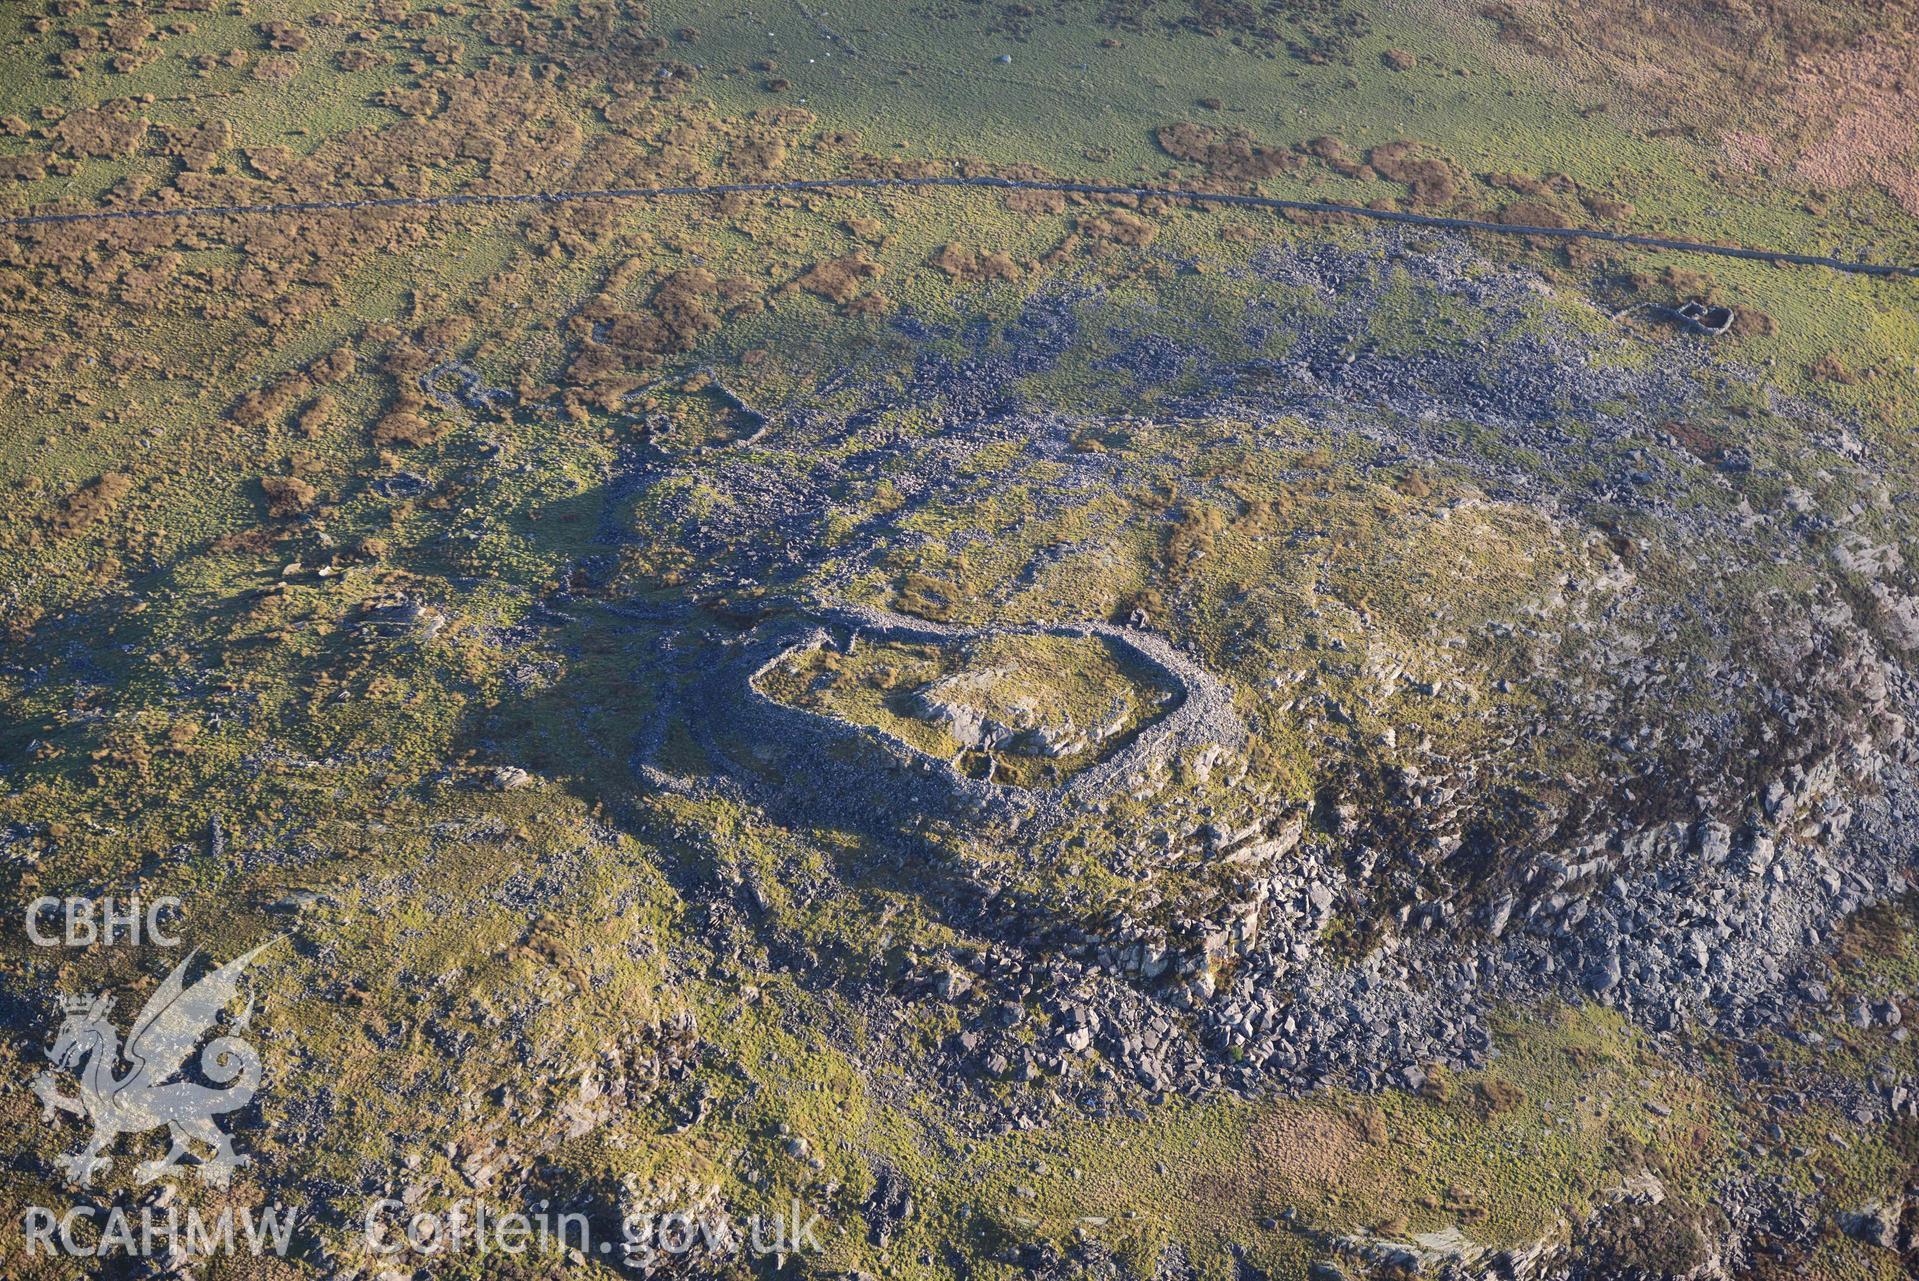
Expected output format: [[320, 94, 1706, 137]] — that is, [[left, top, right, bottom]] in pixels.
[[1837, 1200, 1903, 1251], [906, 667, 1122, 759], [906, 667, 1029, 752]]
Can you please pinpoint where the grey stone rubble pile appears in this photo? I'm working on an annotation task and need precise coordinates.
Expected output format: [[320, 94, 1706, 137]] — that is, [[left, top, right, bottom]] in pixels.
[[1012, 717, 1913, 1103]]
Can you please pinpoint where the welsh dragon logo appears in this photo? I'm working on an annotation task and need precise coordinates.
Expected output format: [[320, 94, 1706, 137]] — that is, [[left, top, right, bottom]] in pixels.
[[32, 941, 274, 1188]]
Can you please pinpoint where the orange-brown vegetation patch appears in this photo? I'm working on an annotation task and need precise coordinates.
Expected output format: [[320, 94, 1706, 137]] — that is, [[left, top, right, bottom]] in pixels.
[[252, 54, 301, 82], [1811, 353, 1862, 385], [1582, 192, 1634, 223], [371, 410, 445, 447], [929, 244, 1022, 282], [229, 343, 359, 429], [1475, 168, 1633, 225], [1785, 37, 1919, 215], [651, 270, 722, 343], [1303, 135, 1365, 178], [311, 347, 356, 384], [260, 475, 318, 517], [1006, 188, 1067, 215], [1247, 1103, 1371, 1195], [0, 15, 887, 445], [338, 47, 390, 71], [730, 135, 787, 175], [797, 253, 883, 304], [567, 267, 722, 394], [1472, 0, 1919, 214], [1474, 0, 1905, 103], [49, 473, 132, 535], [1497, 198, 1572, 228], [1368, 141, 1463, 208], [1079, 209, 1157, 247], [51, 105, 148, 158], [258, 20, 310, 52], [1156, 122, 1302, 181], [297, 394, 337, 438], [1718, 129, 1780, 177], [158, 120, 231, 171], [1665, 420, 1727, 463]]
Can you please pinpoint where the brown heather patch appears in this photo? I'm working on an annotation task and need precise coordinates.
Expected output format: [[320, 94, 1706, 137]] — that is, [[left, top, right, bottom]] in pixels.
[[338, 47, 390, 72], [297, 394, 337, 438], [371, 410, 445, 447], [1474, 1076, 1526, 1116], [797, 253, 883, 304], [1079, 209, 1157, 247], [1470, 0, 1919, 218], [1665, 421, 1726, 463], [1834, 899, 1912, 970], [1497, 197, 1580, 248], [48, 472, 132, 536], [311, 347, 356, 384], [1156, 121, 1301, 181], [1482, 170, 1629, 223], [1811, 353, 1862, 385], [251, 53, 302, 83], [1784, 36, 1919, 215], [929, 244, 1022, 282], [1497, 198, 1572, 229], [567, 268, 723, 395], [1718, 129, 1781, 177], [1368, 141, 1464, 208], [259, 20, 310, 52], [1247, 1103, 1368, 1192], [51, 105, 148, 158], [730, 135, 787, 175], [1005, 188, 1067, 215], [0, 154, 47, 181], [208, 526, 279, 556], [1474, 0, 1918, 108], [260, 475, 318, 517], [1304, 135, 1365, 177]]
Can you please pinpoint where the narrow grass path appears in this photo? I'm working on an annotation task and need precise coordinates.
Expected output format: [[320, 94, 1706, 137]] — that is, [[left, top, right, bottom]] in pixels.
[[6, 173, 1915, 280]]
